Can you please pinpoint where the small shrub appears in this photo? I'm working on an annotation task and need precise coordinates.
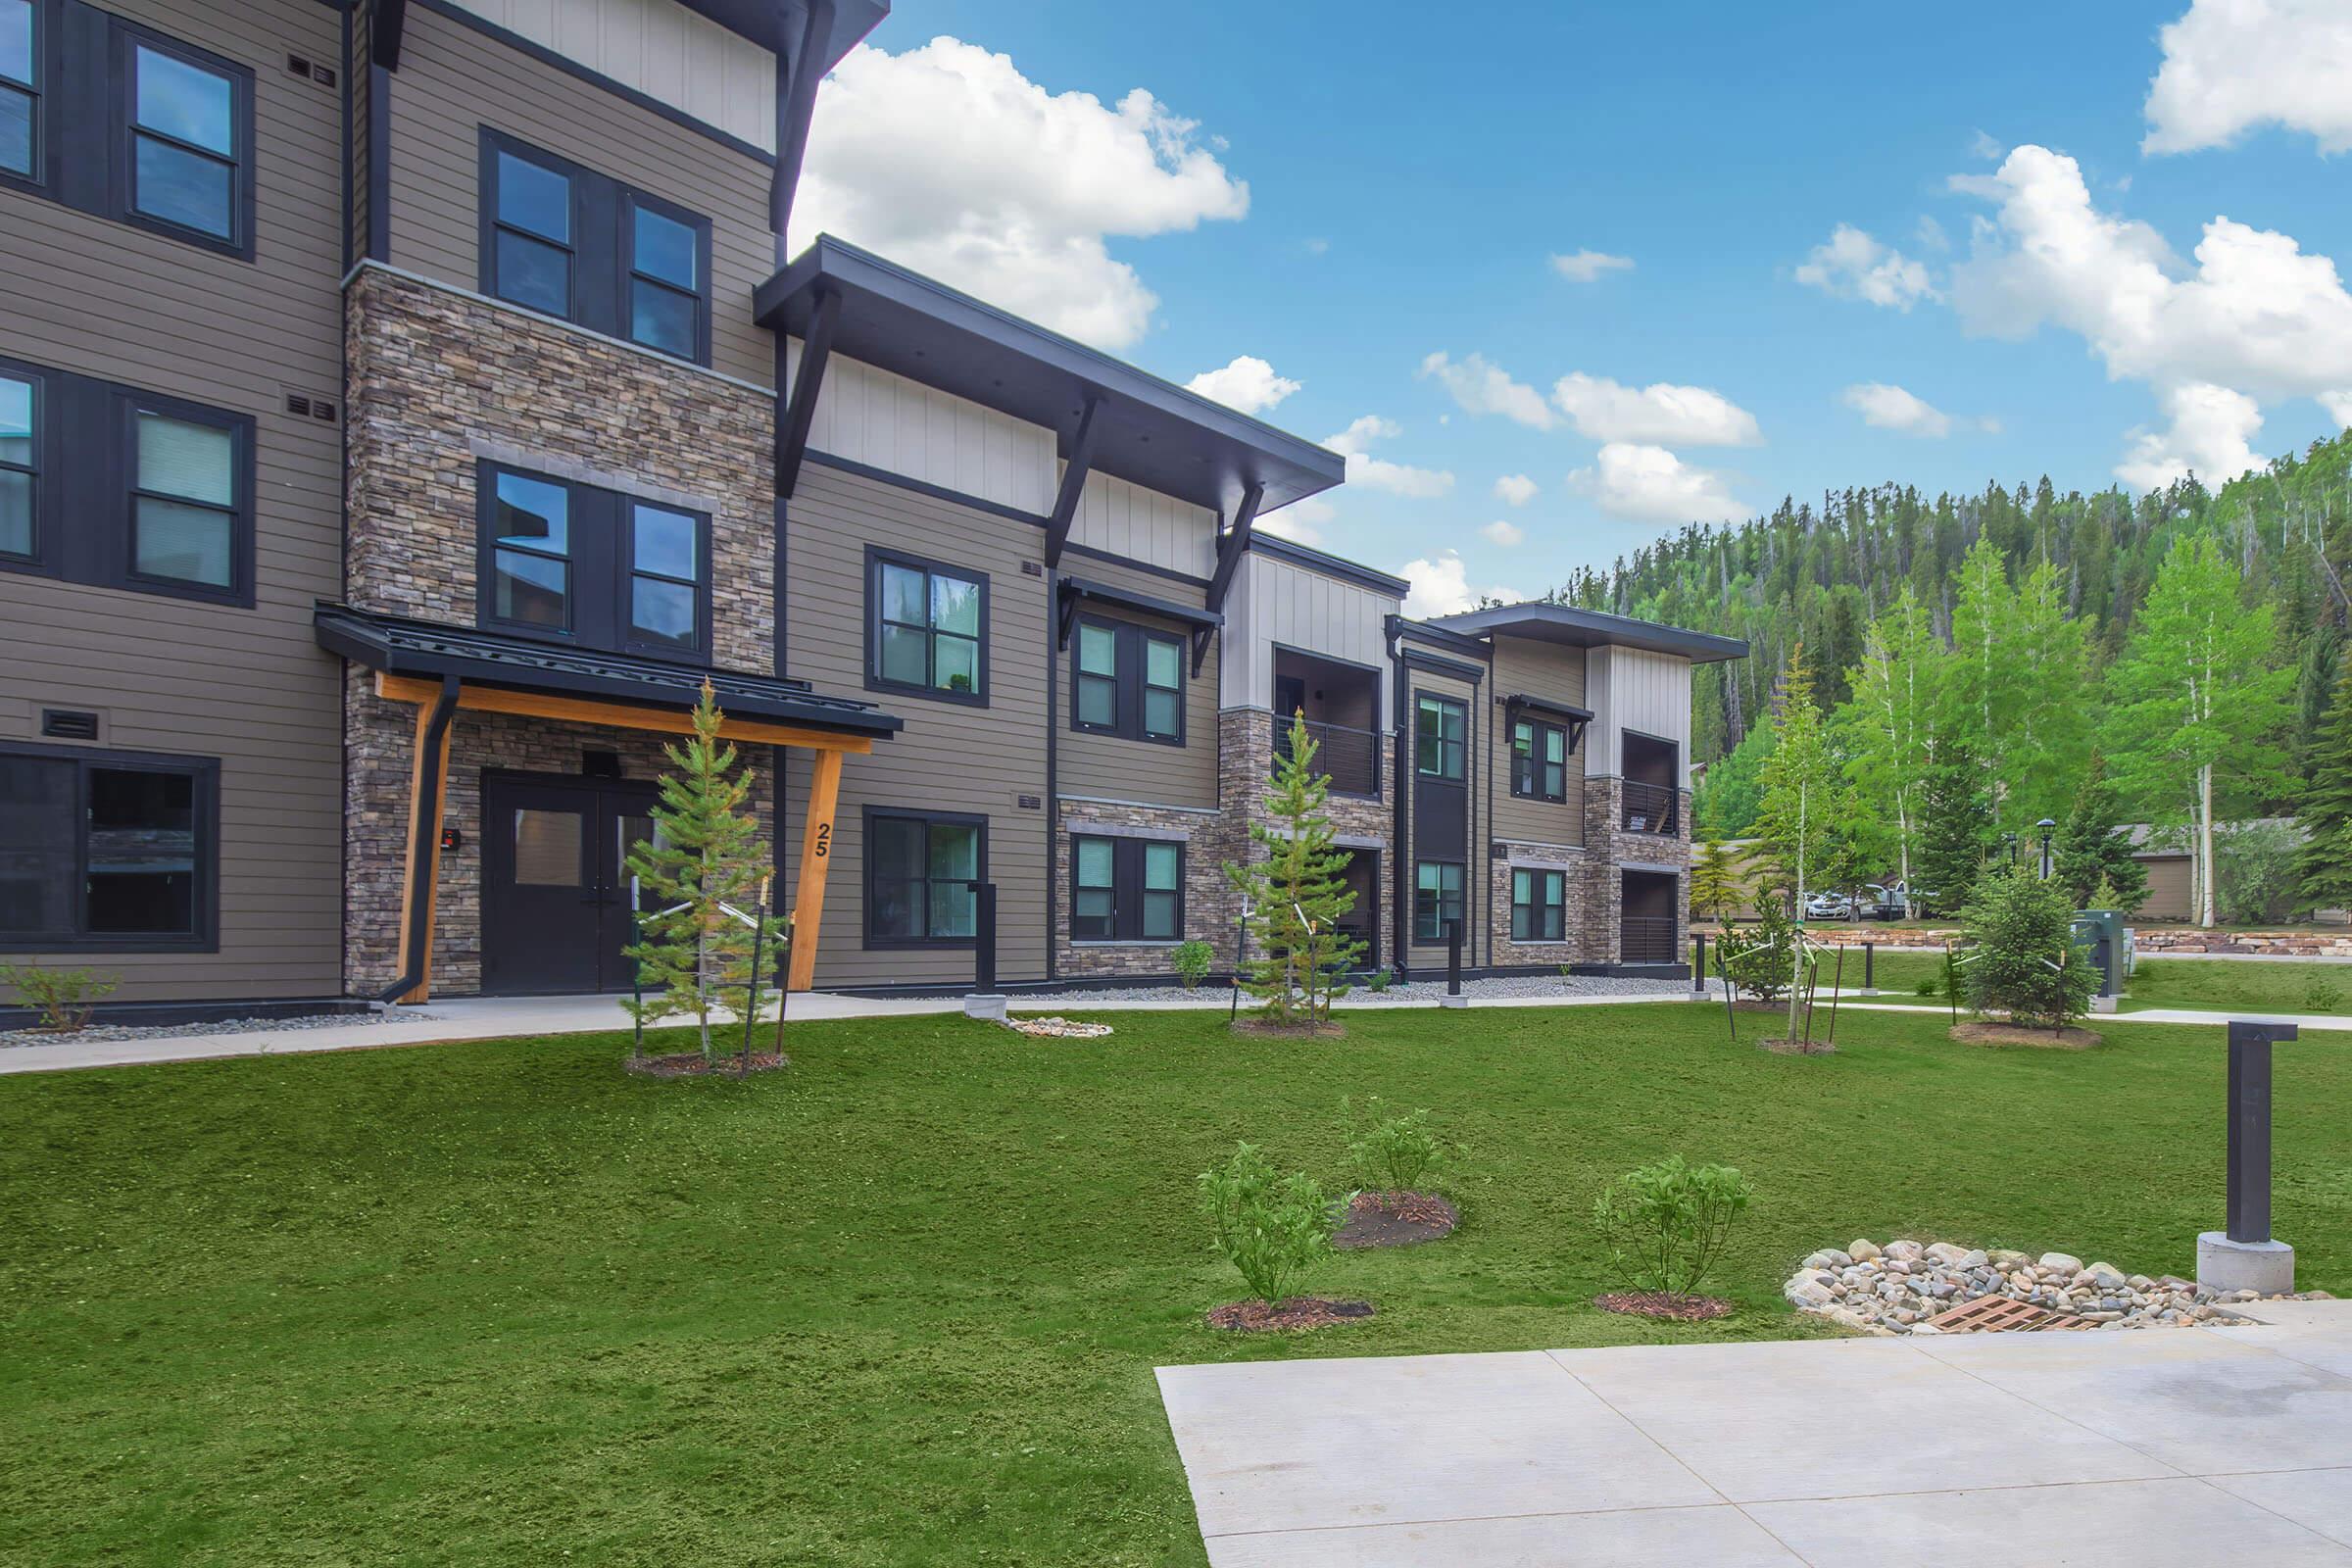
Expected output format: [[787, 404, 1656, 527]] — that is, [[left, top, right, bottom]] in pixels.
[[2304, 973, 2346, 1013], [1171, 940, 1214, 991], [1960, 867, 2099, 1029], [1364, 968, 1392, 994], [1198, 1143, 1344, 1305], [0, 961, 121, 1034], [1341, 1097, 1451, 1193], [1719, 901, 1794, 1003], [2216, 821, 2305, 925], [1591, 1154, 1753, 1297]]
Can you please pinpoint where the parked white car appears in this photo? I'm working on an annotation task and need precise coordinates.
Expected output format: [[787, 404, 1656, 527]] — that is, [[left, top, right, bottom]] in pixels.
[[1803, 892, 1856, 920]]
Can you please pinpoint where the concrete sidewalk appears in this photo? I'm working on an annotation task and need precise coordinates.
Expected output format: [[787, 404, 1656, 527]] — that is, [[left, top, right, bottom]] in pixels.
[[1156, 1299, 2352, 1565]]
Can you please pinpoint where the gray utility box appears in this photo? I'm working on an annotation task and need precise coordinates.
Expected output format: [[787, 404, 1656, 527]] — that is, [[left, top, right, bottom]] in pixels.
[[2072, 909, 2128, 1003]]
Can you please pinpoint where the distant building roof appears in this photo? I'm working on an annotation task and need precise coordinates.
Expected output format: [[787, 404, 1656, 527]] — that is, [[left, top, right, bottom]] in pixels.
[[2121, 817, 2304, 854], [1427, 602, 1749, 663]]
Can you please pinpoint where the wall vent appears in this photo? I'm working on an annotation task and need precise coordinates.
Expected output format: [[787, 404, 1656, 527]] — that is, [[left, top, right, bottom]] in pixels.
[[285, 55, 335, 87], [284, 393, 338, 423], [1020, 561, 1044, 578], [40, 710, 100, 741]]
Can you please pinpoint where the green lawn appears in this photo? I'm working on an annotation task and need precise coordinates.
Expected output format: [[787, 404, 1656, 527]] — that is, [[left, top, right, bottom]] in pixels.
[[5, 1004, 2349, 1565], [1810, 948, 2352, 1015]]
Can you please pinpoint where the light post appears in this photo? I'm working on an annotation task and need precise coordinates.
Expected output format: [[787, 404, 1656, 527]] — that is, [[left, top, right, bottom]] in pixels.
[[2036, 818, 2057, 881], [2004, 831, 2019, 868]]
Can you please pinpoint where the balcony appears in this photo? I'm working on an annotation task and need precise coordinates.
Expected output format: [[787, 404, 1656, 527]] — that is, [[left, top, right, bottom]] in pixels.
[[1621, 779, 1679, 836], [1621, 915, 1680, 964], [1621, 731, 1681, 835], [1271, 649, 1384, 798], [1270, 713, 1382, 799]]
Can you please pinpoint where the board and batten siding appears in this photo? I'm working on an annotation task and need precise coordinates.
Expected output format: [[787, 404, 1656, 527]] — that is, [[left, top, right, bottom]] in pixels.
[[1055, 555, 1218, 812], [1220, 551, 1399, 724], [1585, 646, 1694, 788], [442, 0, 779, 153], [1488, 636, 1588, 850], [778, 463, 1052, 987], [1066, 468, 1216, 581], [0, 0, 347, 1000], [384, 1, 780, 384], [791, 342, 1057, 514]]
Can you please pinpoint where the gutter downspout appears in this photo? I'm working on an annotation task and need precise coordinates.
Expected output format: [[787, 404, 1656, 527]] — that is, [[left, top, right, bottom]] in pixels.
[[378, 674, 461, 1004], [1386, 614, 1408, 981], [1045, 566, 1058, 984]]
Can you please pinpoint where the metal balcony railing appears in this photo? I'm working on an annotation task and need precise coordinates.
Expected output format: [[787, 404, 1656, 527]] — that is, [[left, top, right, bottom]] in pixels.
[[1271, 713, 1382, 798], [1621, 779, 1679, 836], [1621, 915, 1680, 964]]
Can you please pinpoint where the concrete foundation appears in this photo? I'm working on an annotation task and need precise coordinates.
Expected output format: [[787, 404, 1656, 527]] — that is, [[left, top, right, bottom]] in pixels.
[[2197, 1232, 2295, 1296], [1439, 995, 1470, 1009], [2091, 995, 2120, 1014], [962, 994, 1008, 1022]]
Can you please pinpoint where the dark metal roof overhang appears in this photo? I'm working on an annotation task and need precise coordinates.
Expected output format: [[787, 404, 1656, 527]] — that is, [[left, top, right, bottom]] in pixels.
[[1504, 692, 1594, 755], [1055, 576, 1224, 675], [380, 0, 886, 75], [1429, 603, 1750, 664], [755, 236, 1347, 520], [315, 603, 902, 739]]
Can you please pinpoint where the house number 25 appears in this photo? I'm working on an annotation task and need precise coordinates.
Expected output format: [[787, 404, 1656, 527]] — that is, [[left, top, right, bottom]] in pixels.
[[813, 822, 831, 858]]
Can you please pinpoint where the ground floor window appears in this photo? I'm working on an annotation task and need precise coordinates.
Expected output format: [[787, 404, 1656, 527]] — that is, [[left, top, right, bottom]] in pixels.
[[865, 810, 984, 946], [1413, 859, 1463, 944], [0, 743, 216, 949], [1071, 834, 1183, 942], [1511, 866, 1567, 942]]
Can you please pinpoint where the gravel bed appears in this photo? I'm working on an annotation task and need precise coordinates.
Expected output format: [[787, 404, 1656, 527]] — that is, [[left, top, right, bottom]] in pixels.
[[1, 1009, 438, 1049], [1010, 973, 1705, 1007]]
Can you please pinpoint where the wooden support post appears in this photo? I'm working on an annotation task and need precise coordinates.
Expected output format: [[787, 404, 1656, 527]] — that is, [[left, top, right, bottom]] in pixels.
[[787, 748, 845, 991], [391, 691, 456, 1003]]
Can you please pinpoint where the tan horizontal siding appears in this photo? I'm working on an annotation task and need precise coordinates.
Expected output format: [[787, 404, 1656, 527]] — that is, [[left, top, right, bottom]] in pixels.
[[1056, 556, 1219, 811], [1490, 636, 1589, 849]]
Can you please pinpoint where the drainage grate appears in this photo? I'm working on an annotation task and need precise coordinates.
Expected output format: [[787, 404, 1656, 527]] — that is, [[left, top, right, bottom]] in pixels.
[[1931, 1294, 2098, 1333]]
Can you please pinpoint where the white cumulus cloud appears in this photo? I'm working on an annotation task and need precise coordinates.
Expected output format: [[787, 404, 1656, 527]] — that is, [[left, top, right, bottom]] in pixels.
[[1842, 382, 1955, 437], [1493, 473, 1540, 507], [2116, 383, 2268, 490], [1418, 352, 1556, 430], [1567, 443, 1746, 525], [1324, 416, 1454, 498], [1480, 518, 1526, 547], [1183, 355, 1299, 415], [1396, 550, 1520, 618], [1551, 372, 1762, 447], [1257, 495, 1332, 547], [792, 37, 1249, 350], [1549, 249, 1635, 282], [1794, 223, 1940, 311], [2144, 0, 2352, 155]]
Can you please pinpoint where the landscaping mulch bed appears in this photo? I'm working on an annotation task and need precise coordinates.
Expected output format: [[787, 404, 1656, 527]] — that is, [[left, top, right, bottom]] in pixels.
[[625, 1050, 790, 1079], [1204, 1297, 1376, 1332], [1759, 1036, 1836, 1055], [1333, 1190, 1458, 1250], [1226, 1018, 1348, 1041], [1950, 1021, 2102, 1050], [1594, 1291, 1736, 1321]]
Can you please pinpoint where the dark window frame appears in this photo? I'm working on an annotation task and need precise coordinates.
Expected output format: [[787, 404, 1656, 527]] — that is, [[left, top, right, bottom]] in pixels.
[[477, 128, 714, 368], [472, 460, 714, 663], [1068, 613, 1185, 746], [1510, 865, 1567, 943], [0, 0, 43, 195], [1510, 717, 1569, 804], [1069, 833, 1185, 944], [108, 13, 255, 260], [862, 807, 989, 951], [1412, 858, 1465, 945], [0, 354, 255, 608], [863, 544, 990, 708], [0, 739, 220, 954], [0, 356, 42, 565], [1415, 693, 1467, 781]]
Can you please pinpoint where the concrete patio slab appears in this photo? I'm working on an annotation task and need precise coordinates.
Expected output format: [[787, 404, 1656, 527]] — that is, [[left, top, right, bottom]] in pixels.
[[1199, 1503, 1803, 1567], [2209, 1468, 2352, 1548]]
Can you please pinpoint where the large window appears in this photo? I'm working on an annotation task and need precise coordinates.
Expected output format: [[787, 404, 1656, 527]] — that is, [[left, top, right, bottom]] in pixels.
[[1071, 835, 1183, 943], [1071, 616, 1184, 744], [866, 810, 985, 947], [480, 131, 713, 366], [868, 548, 987, 705], [1415, 694, 1466, 780], [1413, 860, 1464, 945], [1, 0, 36, 180], [1511, 866, 1566, 943], [1511, 718, 1569, 803], [0, 356, 253, 606], [126, 34, 241, 242], [476, 463, 710, 659], [0, 743, 217, 951]]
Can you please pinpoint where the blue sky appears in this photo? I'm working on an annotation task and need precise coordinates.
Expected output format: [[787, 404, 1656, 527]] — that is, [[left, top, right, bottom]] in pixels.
[[795, 1, 2352, 611]]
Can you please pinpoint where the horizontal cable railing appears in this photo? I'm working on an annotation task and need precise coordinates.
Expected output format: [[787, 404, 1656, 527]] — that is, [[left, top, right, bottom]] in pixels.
[[1271, 713, 1382, 797], [1621, 915, 1680, 965], [1621, 779, 1679, 836]]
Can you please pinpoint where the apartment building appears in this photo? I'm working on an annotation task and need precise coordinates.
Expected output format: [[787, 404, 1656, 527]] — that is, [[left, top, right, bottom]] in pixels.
[[0, 0, 1743, 1012]]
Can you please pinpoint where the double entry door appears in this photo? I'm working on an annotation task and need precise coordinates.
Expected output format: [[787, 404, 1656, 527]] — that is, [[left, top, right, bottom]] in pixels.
[[480, 771, 664, 996]]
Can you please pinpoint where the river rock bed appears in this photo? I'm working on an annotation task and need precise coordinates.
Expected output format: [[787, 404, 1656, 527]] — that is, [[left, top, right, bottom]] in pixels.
[[1785, 1238, 2332, 1335]]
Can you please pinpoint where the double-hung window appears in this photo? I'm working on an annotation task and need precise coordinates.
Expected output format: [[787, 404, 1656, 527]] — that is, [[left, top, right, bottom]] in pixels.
[[481, 132, 714, 366], [125, 32, 243, 245], [1414, 861, 1464, 944], [1, 0, 36, 182], [1511, 867, 1566, 943], [477, 462, 710, 660], [869, 549, 986, 704], [1070, 617, 1184, 744], [1511, 718, 1569, 803], [0, 743, 219, 951], [129, 402, 239, 591], [1071, 835, 1183, 943], [866, 810, 984, 947], [0, 368, 32, 562], [1415, 694, 1466, 780]]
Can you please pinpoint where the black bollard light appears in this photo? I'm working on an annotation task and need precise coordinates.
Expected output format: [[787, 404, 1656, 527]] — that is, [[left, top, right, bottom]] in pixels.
[[2199, 1019, 2300, 1295]]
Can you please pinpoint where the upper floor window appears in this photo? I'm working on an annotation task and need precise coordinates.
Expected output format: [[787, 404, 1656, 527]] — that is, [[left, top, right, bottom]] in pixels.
[[1415, 694, 1466, 781], [1071, 835, 1183, 943], [0, 370, 32, 561], [867, 548, 987, 705], [130, 405, 238, 590], [0, 742, 219, 952], [480, 131, 713, 366], [1, 0, 35, 179], [1511, 718, 1569, 803], [1071, 617, 1184, 745], [127, 36, 241, 242], [476, 462, 710, 661]]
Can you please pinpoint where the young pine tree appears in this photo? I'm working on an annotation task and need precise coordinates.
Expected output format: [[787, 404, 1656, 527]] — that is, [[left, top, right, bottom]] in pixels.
[[622, 681, 785, 1062], [1689, 828, 1741, 926], [1913, 743, 1994, 916], [1752, 644, 1870, 1039], [1225, 712, 1366, 1030], [2298, 657, 2352, 915], [2051, 753, 2147, 913]]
